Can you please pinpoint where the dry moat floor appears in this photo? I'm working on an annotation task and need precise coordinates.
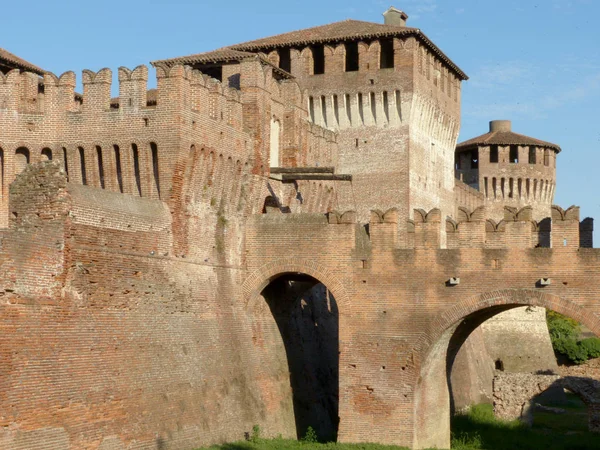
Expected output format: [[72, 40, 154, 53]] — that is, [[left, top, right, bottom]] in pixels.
[[198, 400, 600, 450]]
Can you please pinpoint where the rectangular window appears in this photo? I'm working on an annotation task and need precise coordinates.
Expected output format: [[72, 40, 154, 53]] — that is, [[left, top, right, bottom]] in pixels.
[[490, 145, 498, 163], [278, 48, 291, 73], [471, 149, 479, 169], [529, 146, 536, 164], [509, 145, 518, 163], [544, 149, 550, 166], [380, 38, 394, 69], [345, 42, 359, 72], [312, 46, 325, 75]]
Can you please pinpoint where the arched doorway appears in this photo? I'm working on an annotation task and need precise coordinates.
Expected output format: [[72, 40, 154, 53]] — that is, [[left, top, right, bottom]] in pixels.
[[413, 289, 600, 449], [245, 264, 346, 443]]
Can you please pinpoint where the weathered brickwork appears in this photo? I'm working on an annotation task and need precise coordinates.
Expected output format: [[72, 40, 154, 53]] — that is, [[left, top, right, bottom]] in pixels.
[[0, 6, 597, 450]]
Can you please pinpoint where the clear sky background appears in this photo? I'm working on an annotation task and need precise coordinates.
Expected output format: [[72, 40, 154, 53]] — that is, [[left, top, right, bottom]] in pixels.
[[3, 0, 600, 239]]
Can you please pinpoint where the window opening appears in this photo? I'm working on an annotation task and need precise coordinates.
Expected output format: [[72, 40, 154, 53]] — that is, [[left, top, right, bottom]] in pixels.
[[278, 47, 291, 73], [151, 142, 160, 198], [311, 45, 325, 75], [382, 91, 389, 122], [358, 93, 364, 124], [380, 38, 394, 69], [490, 145, 499, 163], [308, 96, 315, 122], [345, 94, 352, 125], [114, 145, 123, 193], [370, 92, 376, 122], [395, 90, 401, 120], [78, 147, 87, 185], [509, 145, 519, 163], [62, 147, 69, 181], [41, 148, 52, 160], [470, 149, 479, 169], [529, 146, 536, 164], [333, 95, 339, 126], [96, 146, 105, 189], [321, 96, 328, 127], [132, 144, 142, 196], [345, 41, 359, 72], [544, 149, 550, 166]]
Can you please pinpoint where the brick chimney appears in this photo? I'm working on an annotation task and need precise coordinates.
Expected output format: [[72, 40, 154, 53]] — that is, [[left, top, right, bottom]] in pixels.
[[383, 6, 408, 27]]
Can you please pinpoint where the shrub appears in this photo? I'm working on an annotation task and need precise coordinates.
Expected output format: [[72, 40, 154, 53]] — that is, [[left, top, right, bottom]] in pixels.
[[302, 426, 318, 444]]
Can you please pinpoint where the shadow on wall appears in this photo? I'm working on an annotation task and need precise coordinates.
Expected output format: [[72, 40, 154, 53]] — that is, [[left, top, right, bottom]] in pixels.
[[261, 275, 339, 442]]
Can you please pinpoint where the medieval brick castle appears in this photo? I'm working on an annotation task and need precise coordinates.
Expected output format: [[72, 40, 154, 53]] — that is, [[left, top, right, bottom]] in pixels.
[[0, 6, 598, 450]]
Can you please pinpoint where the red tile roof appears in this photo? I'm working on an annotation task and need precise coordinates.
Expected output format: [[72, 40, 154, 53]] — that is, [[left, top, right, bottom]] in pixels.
[[154, 19, 468, 80], [152, 49, 294, 80], [0, 47, 44, 75], [457, 130, 561, 153]]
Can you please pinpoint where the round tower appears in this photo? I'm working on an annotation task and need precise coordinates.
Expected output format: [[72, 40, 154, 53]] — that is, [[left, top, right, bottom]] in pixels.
[[455, 120, 561, 221]]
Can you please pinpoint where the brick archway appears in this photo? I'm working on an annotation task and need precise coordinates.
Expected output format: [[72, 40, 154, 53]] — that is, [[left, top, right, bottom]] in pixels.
[[413, 289, 600, 450], [242, 257, 350, 311]]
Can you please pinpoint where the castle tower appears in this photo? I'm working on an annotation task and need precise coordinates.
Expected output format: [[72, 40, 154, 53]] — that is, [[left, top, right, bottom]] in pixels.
[[153, 8, 469, 238], [455, 120, 560, 221]]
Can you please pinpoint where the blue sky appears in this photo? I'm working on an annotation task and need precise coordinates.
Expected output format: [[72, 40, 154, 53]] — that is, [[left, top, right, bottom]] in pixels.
[[4, 0, 600, 239]]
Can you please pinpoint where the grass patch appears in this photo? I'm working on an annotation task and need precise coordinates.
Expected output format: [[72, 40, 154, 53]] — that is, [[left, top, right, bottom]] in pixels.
[[451, 403, 598, 450], [197, 403, 598, 450], [198, 440, 407, 450]]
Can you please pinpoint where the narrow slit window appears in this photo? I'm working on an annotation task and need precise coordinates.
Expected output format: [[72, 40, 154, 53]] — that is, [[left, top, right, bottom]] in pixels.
[[544, 149, 550, 166], [490, 145, 499, 163], [529, 146, 536, 164], [358, 93, 364, 124], [492, 178, 497, 199], [509, 145, 518, 163], [370, 92, 376, 122], [114, 145, 123, 193], [96, 146, 105, 189], [0, 147, 3, 197], [345, 41, 359, 72], [509, 178, 514, 198], [382, 91, 389, 122], [321, 96, 328, 127], [380, 38, 394, 69], [311, 45, 325, 75], [78, 147, 87, 185], [151, 142, 160, 198], [484, 177, 488, 197], [278, 47, 291, 73], [345, 94, 352, 125], [395, 90, 401, 120], [132, 144, 142, 196], [62, 147, 69, 181], [308, 96, 315, 122], [333, 95, 340, 126]]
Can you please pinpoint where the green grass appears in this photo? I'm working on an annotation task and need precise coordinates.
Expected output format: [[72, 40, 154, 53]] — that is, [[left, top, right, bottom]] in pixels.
[[196, 403, 599, 450], [451, 403, 598, 450], [198, 440, 407, 450]]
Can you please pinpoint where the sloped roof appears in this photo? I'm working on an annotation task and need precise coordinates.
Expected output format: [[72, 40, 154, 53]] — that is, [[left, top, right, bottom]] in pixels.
[[154, 19, 468, 80], [152, 49, 294, 80], [457, 130, 561, 153], [0, 47, 44, 75]]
